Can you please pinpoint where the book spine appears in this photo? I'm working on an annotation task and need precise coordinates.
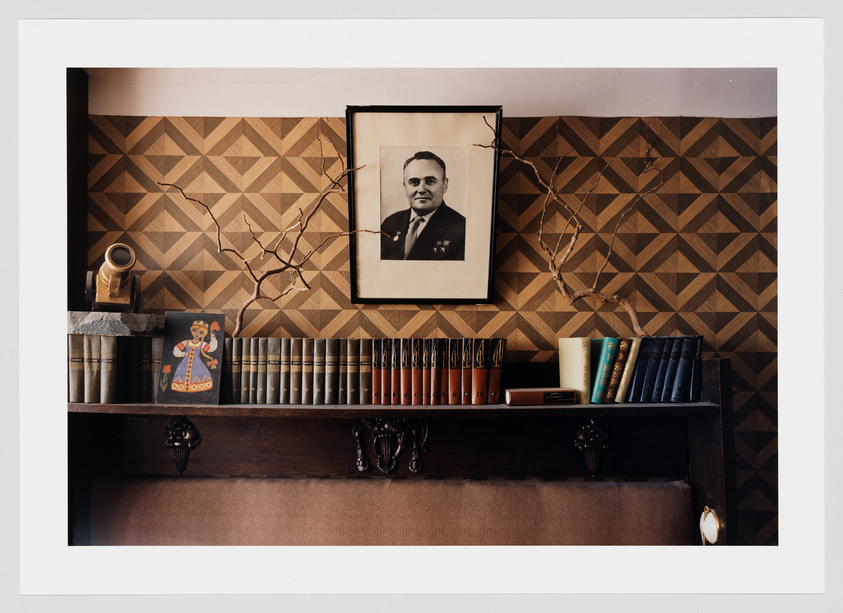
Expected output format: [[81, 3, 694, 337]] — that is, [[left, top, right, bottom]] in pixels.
[[380, 338, 391, 405], [421, 338, 432, 405], [99, 335, 117, 404], [390, 338, 401, 405], [660, 337, 684, 402], [590, 337, 619, 404], [151, 336, 164, 403], [257, 337, 269, 404], [429, 338, 441, 406], [83, 334, 101, 403], [471, 338, 490, 405], [371, 338, 382, 405], [302, 338, 314, 405], [325, 338, 340, 405], [628, 337, 653, 403], [410, 338, 423, 405], [248, 337, 259, 404], [240, 337, 252, 404], [346, 338, 360, 405], [650, 336, 676, 402], [438, 338, 449, 404], [603, 337, 631, 403], [312, 338, 326, 405], [267, 337, 281, 404], [359, 339, 372, 405], [447, 338, 462, 405], [670, 335, 697, 403], [222, 336, 233, 404], [461, 338, 473, 405], [279, 337, 291, 404], [399, 338, 412, 406], [557, 337, 591, 404], [337, 338, 348, 405], [290, 337, 303, 404], [487, 337, 506, 404], [689, 335, 704, 402], [505, 389, 577, 405], [230, 337, 242, 404], [614, 336, 642, 403], [139, 336, 152, 402], [68, 334, 84, 403], [639, 337, 665, 403]]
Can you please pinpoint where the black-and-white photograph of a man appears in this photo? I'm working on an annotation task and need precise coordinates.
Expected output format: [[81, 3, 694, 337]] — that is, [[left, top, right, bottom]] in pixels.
[[380, 150, 466, 261]]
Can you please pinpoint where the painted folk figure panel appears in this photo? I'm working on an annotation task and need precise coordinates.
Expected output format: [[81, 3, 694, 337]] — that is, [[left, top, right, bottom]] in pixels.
[[156, 312, 225, 405]]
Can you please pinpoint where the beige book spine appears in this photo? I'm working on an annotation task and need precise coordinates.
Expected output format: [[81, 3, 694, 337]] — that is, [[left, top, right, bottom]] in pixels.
[[557, 337, 590, 404]]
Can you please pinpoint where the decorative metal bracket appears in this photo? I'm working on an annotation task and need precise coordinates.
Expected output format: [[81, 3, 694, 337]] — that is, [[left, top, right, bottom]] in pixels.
[[574, 418, 609, 477], [164, 416, 201, 475], [354, 418, 428, 476]]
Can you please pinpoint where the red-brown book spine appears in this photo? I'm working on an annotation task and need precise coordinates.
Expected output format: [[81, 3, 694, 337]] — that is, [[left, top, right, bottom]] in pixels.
[[447, 338, 462, 405], [461, 337, 472, 404], [380, 338, 391, 405], [438, 337, 449, 404], [400, 338, 412, 406], [471, 338, 490, 405], [487, 337, 506, 404], [422, 338, 432, 405], [390, 338, 401, 405], [371, 338, 382, 405], [429, 338, 441, 406], [411, 338, 423, 405]]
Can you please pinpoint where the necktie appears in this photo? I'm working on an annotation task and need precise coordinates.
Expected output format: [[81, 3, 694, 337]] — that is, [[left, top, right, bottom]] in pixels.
[[403, 216, 424, 258]]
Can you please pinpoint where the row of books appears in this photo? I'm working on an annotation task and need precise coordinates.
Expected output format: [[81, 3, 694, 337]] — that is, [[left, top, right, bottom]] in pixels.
[[67, 334, 161, 404], [223, 337, 506, 406], [67, 333, 507, 406], [558, 335, 704, 404]]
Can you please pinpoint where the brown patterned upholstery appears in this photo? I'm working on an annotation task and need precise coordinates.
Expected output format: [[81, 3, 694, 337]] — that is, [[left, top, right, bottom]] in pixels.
[[89, 478, 693, 546]]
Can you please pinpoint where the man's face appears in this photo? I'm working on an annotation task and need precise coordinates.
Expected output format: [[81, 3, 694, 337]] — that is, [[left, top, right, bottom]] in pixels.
[[403, 159, 448, 215]]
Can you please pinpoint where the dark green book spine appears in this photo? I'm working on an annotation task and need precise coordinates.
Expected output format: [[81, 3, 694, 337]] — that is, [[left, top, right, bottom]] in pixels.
[[279, 338, 291, 404], [257, 337, 268, 404], [267, 337, 281, 404], [313, 338, 326, 405], [589, 337, 618, 404]]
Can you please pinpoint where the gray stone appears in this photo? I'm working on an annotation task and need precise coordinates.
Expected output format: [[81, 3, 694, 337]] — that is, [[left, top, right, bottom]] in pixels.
[[67, 311, 165, 336]]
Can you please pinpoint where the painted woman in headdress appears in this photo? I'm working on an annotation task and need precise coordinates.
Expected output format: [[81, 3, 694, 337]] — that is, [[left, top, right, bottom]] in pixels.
[[171, 320, 219, 393]]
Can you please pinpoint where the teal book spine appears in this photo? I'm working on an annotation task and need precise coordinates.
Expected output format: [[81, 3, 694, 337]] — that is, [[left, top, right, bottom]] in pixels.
[[589, 337, 619, 404]]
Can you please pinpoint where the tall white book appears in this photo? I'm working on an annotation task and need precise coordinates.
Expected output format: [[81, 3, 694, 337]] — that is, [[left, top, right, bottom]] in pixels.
[[557, 337, 591, 404]]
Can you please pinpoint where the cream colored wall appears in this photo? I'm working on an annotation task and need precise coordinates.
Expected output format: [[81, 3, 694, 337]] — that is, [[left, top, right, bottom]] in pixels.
[[86, 67, 776, 118]]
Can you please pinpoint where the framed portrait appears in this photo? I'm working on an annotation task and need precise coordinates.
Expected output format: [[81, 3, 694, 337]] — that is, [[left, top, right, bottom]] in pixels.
[[155, 311, 225, 405], [346, 105, 503, 303]]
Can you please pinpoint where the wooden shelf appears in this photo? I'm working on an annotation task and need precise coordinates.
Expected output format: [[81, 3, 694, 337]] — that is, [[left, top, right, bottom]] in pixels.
[[68, 401, 720, 419]]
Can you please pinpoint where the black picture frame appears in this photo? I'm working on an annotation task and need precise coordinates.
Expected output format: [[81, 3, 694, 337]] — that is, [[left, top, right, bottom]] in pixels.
[[346, 105, 502, 304]]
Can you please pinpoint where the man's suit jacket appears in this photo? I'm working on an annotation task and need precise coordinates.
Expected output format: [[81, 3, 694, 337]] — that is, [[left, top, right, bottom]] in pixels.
[[380, 203, 466, 261]]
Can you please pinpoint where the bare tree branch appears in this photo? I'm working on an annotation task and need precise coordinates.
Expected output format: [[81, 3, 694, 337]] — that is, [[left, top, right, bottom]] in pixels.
[[159, 130, 378, 337], [477, 120, 665, 337]]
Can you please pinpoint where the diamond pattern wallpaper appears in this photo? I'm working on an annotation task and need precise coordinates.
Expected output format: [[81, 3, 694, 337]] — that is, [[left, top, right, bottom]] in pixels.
[[86, 114, 777, 545]]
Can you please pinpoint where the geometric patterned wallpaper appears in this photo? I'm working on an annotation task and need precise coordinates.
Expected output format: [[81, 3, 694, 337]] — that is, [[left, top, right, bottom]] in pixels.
[[86, 114, 777, 545]]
